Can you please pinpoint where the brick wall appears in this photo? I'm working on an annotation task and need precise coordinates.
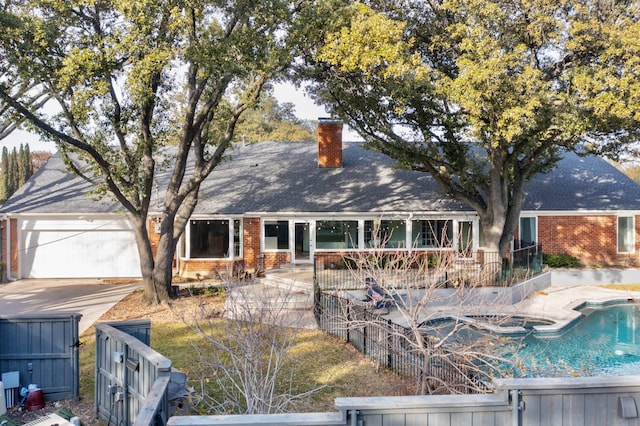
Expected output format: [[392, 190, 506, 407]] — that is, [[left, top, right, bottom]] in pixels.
[[317, 119, 343, 168], [538, 215, 640, 267], [243, 217, 261, 270], [179, 259, 245, 279], [148, 217, 161, 258], [263, 252, 290, 270]]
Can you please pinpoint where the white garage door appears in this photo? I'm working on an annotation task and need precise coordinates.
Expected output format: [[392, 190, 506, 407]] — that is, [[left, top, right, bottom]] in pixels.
[[20, 218, 141, 278]]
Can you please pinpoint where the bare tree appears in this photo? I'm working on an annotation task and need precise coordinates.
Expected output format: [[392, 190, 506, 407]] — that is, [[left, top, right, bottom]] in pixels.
[[182, 282, 323, 415], [319, 229, 526, 395]]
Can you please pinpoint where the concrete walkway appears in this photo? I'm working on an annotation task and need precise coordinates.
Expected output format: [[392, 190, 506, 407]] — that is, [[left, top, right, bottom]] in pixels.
[[0, 279, 142, 334]]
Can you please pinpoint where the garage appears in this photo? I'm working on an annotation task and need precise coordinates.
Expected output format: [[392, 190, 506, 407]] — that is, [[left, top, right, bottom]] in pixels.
[[19, 217, 141, 278]]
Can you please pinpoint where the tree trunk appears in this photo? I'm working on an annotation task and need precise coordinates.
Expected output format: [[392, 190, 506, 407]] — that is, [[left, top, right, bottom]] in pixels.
[[480, 171, 528, 258], [152, 224, 179, 302], [129, 214, 174, 304]]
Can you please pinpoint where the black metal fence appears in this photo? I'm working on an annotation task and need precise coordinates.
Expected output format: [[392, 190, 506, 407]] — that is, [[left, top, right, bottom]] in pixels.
[[314, 292, 490, 394], [314, 245, 543, 291]]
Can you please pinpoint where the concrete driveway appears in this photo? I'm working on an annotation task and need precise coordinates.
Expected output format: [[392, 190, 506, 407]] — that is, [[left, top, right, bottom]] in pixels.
[[0, 279, 142, 334]]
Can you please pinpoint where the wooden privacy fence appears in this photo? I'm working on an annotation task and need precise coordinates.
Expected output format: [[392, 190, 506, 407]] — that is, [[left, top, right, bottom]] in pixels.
[[167, 375, 640, 426], [0, 313, 81, 402], [95, 321, 171, 426]]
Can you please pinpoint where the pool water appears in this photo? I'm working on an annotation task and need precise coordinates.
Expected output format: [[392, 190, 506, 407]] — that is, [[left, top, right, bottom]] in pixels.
[[503, 303, 640, 377]]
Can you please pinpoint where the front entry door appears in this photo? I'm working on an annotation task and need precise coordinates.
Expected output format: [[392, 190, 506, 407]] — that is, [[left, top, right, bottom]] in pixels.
[[293, 221, 313, 263]]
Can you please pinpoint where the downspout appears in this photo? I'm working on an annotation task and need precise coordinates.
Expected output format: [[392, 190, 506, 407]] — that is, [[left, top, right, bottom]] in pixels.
[[2, 214, 15, 281]]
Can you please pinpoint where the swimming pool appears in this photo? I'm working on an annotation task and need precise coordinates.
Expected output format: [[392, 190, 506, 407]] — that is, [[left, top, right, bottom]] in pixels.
[[502, 302, 640, 377]]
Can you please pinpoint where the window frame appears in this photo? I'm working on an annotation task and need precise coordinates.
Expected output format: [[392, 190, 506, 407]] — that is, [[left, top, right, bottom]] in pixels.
[[315, 220, 359, 250], [263, 219, 290, 251], [519, 216, 538, 249], [617, 215, 635, 254], [411, 219, 454, 249], [187, 218, 240, 260]]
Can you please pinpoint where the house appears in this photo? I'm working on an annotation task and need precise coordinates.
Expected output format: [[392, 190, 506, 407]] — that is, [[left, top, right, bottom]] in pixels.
[[2, 120, 640, 280]]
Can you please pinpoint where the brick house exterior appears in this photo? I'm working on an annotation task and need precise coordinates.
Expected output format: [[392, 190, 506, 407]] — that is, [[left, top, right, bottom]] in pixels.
[[2, 121, 640, 280], [535, 215, 640, 267]]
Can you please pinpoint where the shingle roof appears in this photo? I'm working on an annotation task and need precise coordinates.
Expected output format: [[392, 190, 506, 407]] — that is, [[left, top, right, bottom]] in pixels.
[[192, 141, 467, 215], [0, 153, 122, 214], [523, 152, 640, 211], [2, 141, 640, 215]]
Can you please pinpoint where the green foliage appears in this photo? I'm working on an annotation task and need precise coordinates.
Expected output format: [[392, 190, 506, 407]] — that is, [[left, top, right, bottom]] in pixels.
[[308, 0, 640, 256], [186, 285, 223, 298], [0, 143, 36, 202], [543, 253, 582, 268], [235, 94, 316, 142], [0, 0, 317, 301]]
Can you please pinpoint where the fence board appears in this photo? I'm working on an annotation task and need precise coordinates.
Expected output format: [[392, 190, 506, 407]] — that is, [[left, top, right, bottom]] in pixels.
[[95, 322, 171, 426], [102, 320, 152, 346], [0, 313, 80, 401]]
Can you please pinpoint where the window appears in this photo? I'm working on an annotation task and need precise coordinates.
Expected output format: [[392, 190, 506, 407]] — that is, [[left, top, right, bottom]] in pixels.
[[316, 220, 358, 249], [411, 220, 453, 248], [264, 220, 289, 250], [519, 217, 537, 248], [190, 220, 230, 258], [618, 216, 635, 253], [365, 220, 406, 248]]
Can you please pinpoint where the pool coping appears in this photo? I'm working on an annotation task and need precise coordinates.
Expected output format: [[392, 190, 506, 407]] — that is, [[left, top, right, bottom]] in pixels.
[[459, 295, 640, 337], [347, 286, 640, 337]]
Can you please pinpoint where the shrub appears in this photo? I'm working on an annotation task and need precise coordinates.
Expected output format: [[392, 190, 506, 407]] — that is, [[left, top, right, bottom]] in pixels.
[[543, 253, 582, 268]]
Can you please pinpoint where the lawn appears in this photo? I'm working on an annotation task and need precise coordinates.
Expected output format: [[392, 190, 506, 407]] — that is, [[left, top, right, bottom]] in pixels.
[[78, 288, 411, 414]]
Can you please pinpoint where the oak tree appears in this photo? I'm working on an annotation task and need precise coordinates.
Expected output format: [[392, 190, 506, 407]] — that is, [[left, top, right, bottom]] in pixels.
[[0, 0, 314, 302], [307, 0, 640, 256]]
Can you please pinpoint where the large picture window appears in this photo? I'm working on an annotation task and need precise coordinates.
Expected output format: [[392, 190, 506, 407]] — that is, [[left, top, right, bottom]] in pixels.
[[264, 220, 289, 250], [618, 216, 635, 253], [316, 220, 358, 249], [365, 220, 406, 248], [190, 220, 230, 258], [411, 219, 453, 248]]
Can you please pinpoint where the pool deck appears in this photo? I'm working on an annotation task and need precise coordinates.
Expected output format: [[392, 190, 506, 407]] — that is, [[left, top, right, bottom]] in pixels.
[[378, 284, 640, 335], [510, 285, 640, 334], [253, 267, 640, 332]]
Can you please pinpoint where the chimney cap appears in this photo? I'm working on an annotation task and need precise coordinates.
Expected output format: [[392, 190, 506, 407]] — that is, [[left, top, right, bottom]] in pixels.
[[318, 117, 343, 125]]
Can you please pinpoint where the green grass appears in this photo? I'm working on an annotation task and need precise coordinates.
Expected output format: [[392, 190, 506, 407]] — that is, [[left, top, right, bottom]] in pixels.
[[78, 319, 409, 414]]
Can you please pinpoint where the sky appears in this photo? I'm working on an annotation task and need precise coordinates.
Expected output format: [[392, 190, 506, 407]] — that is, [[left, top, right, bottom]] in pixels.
[[0, 83, 361, 153]]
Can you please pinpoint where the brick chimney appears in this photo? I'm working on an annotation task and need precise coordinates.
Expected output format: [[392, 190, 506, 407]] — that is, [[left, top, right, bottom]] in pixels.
[[317, 118, 343, 168]]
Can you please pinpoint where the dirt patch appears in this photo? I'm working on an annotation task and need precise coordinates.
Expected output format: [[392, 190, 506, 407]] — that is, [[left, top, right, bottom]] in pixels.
[[98, 287, 225, 323]]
